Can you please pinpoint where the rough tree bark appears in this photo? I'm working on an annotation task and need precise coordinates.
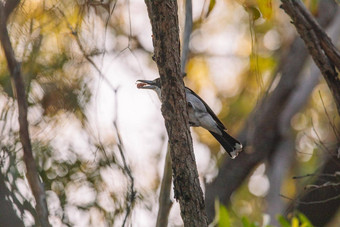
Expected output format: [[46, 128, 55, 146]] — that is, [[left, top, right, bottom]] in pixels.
[[144, 1, 208, 226], [205, 0, 338, 222], [156, 1, 193, 225], [0, 1, 50, 226]]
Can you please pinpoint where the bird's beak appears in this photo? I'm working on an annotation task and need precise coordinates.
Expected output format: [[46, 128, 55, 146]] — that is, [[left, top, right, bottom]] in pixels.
[[136, 80, 157, 90]]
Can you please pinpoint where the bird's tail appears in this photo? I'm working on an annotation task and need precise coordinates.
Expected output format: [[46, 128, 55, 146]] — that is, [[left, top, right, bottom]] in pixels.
[[209, 130, 242, 159]]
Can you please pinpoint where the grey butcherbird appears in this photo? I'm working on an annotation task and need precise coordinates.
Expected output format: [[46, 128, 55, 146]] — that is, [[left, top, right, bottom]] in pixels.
[[136, 78, 242, 159]]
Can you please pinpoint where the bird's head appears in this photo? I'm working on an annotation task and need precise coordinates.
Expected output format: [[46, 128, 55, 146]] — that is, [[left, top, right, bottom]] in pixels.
[[136, 78, 162, 99]]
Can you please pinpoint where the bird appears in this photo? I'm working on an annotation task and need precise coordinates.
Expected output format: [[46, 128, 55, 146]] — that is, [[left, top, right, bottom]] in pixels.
[[136, 78, 242, 159]]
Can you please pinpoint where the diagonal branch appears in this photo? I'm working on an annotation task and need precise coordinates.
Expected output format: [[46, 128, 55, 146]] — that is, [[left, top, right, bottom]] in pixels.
[[280, 0, 340, 114], [294, 1, 340, 71], [0, 1, 50, 227]]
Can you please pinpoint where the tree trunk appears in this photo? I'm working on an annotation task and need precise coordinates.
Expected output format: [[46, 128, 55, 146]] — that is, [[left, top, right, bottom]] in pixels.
[[144, 1, 208, 226]]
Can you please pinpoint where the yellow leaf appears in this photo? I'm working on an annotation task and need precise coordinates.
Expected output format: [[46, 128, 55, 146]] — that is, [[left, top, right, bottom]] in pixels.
[[291, 217, 299, 227], [257, 0, 273, 19]]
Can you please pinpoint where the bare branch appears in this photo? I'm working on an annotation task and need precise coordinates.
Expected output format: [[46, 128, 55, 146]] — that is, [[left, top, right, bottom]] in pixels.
[[281, 193, 340, 205], [58, 7, 136, 225], [319, 91, 340, 140], [285, 145, 340, 226], [156, 145, 173, 227], [293, 172, 340, 180], [305, 182, 340, 190], [181, 0, 192, 76], [294, 1, 340, 70], [0, 2, 50, 226]]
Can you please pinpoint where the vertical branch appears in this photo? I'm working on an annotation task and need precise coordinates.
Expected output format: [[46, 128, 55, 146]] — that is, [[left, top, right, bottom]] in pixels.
[[181, 0, 192, 76], [156, 1, 192, 225], [156, 144, 173, 227], [0, 1, 50, 227], [144, 0, 208, 226]]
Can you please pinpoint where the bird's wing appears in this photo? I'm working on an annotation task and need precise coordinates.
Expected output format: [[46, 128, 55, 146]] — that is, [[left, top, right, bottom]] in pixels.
[[185, 87, 226, 130]]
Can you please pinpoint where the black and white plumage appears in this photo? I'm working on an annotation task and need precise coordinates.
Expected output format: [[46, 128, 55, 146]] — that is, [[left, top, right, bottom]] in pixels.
[[136, 78, 242, 159]]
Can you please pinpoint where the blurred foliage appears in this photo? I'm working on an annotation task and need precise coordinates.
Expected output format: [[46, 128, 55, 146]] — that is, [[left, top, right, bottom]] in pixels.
[[218, 204, 234, 227], [0, 0, 339, 226], [277, 213, 313, 227], [0, 0, 139, 226], [217, 204, 314, 227]]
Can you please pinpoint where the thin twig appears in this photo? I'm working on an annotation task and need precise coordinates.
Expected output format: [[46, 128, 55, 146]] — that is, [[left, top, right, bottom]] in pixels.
[[113, 88, 136, 227], [293, 172, 340, 179], [305, 182, 340, 190], [318, 91, 340, 140], [57, 5, 136, 225], [311, 119, 330, 154], [55, 7, 116, 92], [280, 193, 340, 205], [101, 0, 118, 62]]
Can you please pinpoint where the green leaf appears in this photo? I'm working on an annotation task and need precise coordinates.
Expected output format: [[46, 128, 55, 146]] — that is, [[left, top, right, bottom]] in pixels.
[[277, 215, 290, 227], [241, 216, 251, 227], [218, 204, 231, 227], [298, 212, 313, 227], [241, 216, 259, 227]]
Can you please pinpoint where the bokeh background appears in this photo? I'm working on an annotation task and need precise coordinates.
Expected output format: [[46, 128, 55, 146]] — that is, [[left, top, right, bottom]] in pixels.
[[0, 0, 339, 226]]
